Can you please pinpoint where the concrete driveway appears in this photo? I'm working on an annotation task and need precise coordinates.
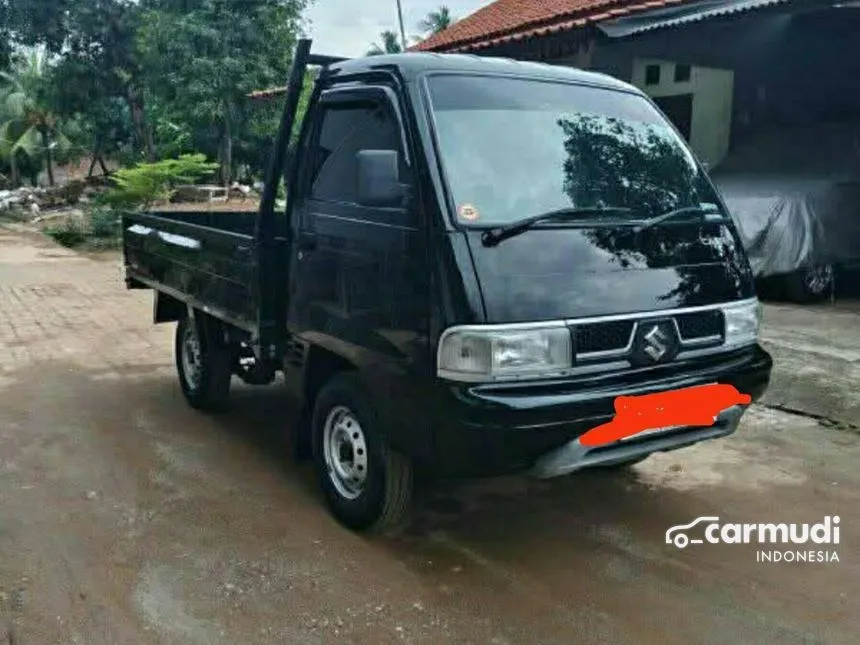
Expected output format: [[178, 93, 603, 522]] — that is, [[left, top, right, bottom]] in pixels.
[[1, 226, 858, 645]]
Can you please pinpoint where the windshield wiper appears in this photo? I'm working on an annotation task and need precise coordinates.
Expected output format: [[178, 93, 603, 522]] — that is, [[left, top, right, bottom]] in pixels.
[[634, 205, 726, 233], [481, 206, 634, 247]]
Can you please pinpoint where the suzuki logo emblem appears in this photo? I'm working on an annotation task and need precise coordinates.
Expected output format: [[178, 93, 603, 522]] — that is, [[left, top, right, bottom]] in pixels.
[[643, 325, 669, 361]]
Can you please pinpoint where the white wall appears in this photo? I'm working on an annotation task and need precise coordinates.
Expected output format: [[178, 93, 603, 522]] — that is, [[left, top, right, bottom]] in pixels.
[[630, 58, 734, 168]]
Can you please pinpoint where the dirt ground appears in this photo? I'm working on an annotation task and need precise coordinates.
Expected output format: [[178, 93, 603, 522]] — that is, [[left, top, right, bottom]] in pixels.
[[0, 225, 858, 645]]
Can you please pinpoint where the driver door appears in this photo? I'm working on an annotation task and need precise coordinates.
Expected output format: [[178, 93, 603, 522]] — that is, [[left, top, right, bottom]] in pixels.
[[287, 86, 427, 362]]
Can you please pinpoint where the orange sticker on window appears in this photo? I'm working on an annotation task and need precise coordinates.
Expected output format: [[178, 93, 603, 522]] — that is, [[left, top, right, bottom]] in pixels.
[[458, 203, 480, 221]]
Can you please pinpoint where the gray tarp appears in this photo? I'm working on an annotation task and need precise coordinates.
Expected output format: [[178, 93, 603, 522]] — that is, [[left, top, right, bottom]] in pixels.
[[711, 122, 860, 278]]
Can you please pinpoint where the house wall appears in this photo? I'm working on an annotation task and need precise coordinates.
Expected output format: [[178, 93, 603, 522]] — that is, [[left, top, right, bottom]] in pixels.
[[551, 44, 735, 167], [546, 8, 860, 169], [474, 4, 860, 179], [629, 58, 734, 168], [552, 42, 634, 84]]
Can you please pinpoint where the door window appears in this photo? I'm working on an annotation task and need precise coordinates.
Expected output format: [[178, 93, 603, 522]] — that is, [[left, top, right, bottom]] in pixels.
[[309, 102, 405, 204]]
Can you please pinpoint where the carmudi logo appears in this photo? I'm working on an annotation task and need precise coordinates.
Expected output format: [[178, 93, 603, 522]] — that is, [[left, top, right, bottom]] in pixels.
[[665, 516, 841, 563]]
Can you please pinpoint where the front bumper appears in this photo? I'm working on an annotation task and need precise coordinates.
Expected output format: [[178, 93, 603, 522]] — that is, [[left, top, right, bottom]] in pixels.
[[428, 344, 772, 477], [530, 404, 746, 479]]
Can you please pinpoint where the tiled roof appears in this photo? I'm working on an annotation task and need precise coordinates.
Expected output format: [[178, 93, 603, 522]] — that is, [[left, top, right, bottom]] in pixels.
[[412, 0, 693, 52]]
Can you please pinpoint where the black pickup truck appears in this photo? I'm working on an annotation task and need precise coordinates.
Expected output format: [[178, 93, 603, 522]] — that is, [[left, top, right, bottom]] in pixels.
[[122, 39, 772, 532]]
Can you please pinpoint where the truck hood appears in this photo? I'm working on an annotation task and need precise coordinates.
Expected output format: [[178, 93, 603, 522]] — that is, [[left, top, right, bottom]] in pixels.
[[464, 223, 754, 323]]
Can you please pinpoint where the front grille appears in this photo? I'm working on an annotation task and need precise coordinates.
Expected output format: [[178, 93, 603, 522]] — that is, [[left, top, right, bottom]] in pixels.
[[575, 320, 635, 355], [676, 310, 724, 340]]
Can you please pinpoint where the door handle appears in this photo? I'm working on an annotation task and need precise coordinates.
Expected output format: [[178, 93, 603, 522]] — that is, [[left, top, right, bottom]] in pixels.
[[297, 232, 317, 251]]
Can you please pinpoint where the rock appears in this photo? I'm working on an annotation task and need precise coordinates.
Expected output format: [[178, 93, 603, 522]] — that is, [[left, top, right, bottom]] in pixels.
[[0, 184, 89, 215], [0, 189, 24, 213], [174, 184, 228, 203]]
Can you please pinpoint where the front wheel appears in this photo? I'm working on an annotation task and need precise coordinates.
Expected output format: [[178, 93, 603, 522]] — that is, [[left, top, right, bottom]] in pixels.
[[175, 313, 232, 412], [312, 373, 413, 533]]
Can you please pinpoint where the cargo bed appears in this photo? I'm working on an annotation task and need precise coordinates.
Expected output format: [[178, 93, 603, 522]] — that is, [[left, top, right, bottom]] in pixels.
[[122, 210, 262, 333]]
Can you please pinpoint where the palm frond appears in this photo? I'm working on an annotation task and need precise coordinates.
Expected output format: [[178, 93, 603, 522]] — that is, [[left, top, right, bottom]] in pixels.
[[53, 129, 75, 153], [418, 6, 455, 34], [10, 125, 41, 157], [2, 91, 29, 119], [0, 121, 13, 156]]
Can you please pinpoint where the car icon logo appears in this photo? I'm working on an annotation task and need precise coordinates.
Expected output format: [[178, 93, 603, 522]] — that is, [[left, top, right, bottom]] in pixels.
[[665, 516, 720, 549]]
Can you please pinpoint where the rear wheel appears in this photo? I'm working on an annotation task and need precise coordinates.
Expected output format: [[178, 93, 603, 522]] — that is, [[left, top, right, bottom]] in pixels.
[[175, 312, 232, 412], [312, 373, 412, 532], [785, 264, 834, 303]]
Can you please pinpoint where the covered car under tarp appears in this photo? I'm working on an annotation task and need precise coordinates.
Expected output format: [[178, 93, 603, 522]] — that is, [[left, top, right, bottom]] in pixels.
[[711, 121, 860, 280]]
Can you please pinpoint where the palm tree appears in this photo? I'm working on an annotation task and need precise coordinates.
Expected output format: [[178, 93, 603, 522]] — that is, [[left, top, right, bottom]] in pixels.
[[366, 30, 403, 56], [418, 6, 455, 35], [0, 49, 69, 187]]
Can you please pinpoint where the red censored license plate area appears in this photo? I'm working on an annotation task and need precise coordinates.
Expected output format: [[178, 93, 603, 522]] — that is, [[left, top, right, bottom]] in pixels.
[[619, 424, 685, 442], [579, 383, 751, 448]]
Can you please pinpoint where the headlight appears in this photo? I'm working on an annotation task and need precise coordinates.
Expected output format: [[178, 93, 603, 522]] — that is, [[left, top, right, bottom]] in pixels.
[[723, 298, 760, 348], [437, 325, 572, 382]]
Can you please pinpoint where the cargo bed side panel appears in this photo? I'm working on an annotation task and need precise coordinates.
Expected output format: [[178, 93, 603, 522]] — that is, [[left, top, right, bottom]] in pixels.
[[122, 212, 257, 331]]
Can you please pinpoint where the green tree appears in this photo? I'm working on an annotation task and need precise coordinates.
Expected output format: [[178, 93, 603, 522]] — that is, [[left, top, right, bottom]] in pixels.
[[137, 0, 307, 185], [367, 30, 403, 56], [0, 2, 12, 73], [418, 6, 455, 35], [6, 0, 155, 161], [0, 50, 72, 186], [49, 56, 137, 173]]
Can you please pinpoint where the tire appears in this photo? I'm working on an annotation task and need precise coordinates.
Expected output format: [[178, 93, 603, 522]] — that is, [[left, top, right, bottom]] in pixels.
[[784, 264, 834, 303], [311, 372, 413, 533], [175, 313, 233, 412]]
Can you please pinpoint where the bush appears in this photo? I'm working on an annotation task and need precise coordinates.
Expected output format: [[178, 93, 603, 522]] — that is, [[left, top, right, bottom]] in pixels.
[[42, 206, 121, 249], [44, 219, 88, 247], [103, 153, 218, 210], [89, 206, 120, 238]]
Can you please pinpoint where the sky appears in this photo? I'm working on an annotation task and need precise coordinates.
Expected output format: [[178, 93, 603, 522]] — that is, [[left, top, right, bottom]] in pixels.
[[304, 0, 494, 57]]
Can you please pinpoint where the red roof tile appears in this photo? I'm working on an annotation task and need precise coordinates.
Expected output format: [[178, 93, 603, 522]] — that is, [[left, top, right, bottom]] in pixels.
[[413, 0, 692, 52]]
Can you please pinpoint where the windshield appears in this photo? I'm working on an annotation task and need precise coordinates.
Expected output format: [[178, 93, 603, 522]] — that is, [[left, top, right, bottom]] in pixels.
[[426, 74, 723, 226]]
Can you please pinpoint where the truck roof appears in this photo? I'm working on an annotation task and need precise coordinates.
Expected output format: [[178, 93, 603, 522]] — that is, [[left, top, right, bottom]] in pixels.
[[327, 52, 640, 95]]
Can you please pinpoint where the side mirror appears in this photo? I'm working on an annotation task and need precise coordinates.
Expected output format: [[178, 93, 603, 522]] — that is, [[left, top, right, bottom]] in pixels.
[[357, 149, 405, 208]]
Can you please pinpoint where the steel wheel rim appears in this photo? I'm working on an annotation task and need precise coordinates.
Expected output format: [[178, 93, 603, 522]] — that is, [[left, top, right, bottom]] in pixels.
[[322, 406, 368, 500], [181, 322, 203, 391], [804, 265, 833, 294]]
